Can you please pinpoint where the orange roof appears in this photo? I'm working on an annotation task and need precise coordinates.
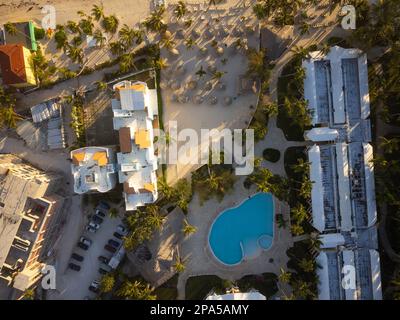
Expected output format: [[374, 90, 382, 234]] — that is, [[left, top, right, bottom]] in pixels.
[[135, 129, 151, 149], [0, 44, 28, 85], [92, 151, 108, 166], [72, 152, 85, 165], [143, 183, 154, 193]]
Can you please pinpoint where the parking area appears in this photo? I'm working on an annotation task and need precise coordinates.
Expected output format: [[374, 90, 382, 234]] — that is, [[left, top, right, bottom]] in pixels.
[[48, 202, 126, 300]]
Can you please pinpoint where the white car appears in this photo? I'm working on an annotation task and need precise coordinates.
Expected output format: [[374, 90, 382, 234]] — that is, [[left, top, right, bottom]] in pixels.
[[86, 222, 100, 233]]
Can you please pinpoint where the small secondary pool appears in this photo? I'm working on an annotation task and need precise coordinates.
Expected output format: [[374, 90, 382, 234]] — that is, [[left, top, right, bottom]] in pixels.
[[209, 193, 274, 265]]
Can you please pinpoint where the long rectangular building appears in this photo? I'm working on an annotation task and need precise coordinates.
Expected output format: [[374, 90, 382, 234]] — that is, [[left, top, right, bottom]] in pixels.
[[303, 46, 381, 300]]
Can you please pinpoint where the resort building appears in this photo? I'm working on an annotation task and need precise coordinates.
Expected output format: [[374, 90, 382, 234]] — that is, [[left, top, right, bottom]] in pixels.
[[206, 291, 266, 300], [0, 44, 36, 87], [303, 46, 382, 300], [2, 21, 38, 51], [0, 154, 64, 296], [112, 80, 159, 211], [71, 147, 117, 194]]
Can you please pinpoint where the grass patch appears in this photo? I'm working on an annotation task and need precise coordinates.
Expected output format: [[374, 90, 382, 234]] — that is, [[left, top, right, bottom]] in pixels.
[[237, 273, 278, 298], [185, 275, 231, 300]]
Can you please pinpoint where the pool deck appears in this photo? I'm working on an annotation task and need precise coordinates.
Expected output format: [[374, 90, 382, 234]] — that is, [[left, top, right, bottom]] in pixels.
[[177, 176, 294, 299]]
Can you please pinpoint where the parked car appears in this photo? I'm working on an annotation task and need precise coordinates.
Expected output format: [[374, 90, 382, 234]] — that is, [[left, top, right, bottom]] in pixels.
[[117, 225, 128, 236], [98, 267, 108, 275], [77, 242, 89, 250], [113, 232, 123, 240], [80, 236, 92, 247], [95, 209, 106, 218], [69, 263, 81, 271], [98, 256, 110, 264], [91, 214, 104, 225], [108, 239, 121, 248], [86, 222, 100, 233], [88, 280, 100, 293], [71, 253, 84, 262], [98, 200, 110, 210], [104, 244, 117, 253]]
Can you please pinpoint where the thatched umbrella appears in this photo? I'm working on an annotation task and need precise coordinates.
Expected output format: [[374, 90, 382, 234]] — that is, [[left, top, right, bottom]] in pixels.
[[216, 47, 224, 56], [162, 30, 172, 40], [204, 81, 212, 91], [192, 29, 201, 39], [199, 47, 208, 56], [209, 96, 218, 105], [169, 48, 180, 58], [223, 96, 232, 106], [207, 64, 217, 73], [193, 95, 204, 104], [187, 80, 198, 90]]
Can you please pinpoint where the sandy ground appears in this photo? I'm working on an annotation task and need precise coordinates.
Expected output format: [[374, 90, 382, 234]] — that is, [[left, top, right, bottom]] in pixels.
[[161, 1, 260, 183]]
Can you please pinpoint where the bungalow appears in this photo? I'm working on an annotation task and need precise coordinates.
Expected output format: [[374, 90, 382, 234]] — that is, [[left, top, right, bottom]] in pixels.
[[0, 44, 36, 87]]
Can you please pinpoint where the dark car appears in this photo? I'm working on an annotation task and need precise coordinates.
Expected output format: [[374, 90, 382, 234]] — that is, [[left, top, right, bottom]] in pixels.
[[71, 253, 84, 262], [104, 244, 117, 253], [98, 267, 109, 275], [69, 263, 81, 271], [98, 256, 110, 264], [113, 232, 123, 240], [77, 242, 89, 250], [88, 280, 100, 293], [98, 201, 110, 210], [91, 214, 104, 224], [95, 209, 106, 218], [108, 239, 121, 248]]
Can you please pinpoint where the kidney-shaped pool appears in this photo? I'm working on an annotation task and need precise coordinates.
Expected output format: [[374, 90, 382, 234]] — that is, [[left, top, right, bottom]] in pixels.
[[208, 193, 274, 265]]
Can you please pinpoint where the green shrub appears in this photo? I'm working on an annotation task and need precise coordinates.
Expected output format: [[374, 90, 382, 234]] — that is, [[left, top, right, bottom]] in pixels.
[[262, 148, 280, 162], [34, 27, 45, 40]]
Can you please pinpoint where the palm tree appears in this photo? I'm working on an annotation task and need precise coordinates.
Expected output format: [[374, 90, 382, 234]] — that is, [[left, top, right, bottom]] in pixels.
[[143, 7, 166, 32], [174, 1, 187, 20], [195, 65, 207, 79], [116, 280, 156, 300], [299, 23, 310, 35], [54, 26, 68, 49], [291, 158, 310, 174], [291, 45, 310, 60], [246, 48, 265, 78], [146, 204, 164, 230], [109, 208, 118, 218], [291, 223, 304, 236], [0, 106, 24, 129], [119, 24, 137, 48], [4, 22, 17, 35], [93, 29, 106, 47], [291, 204, 308, 224], [153, 57, 169, 70], [100, 274, 115, 293], [211, 71, 226, 81], [102, 15, 119, 34], [132, 29, 145, 45], [252, 3, 267, 19], [79, 17, 94, 35], [184, 38, 195, 49], [161, 38, 176, 50], [380, 137, 400, 154], [95, 80, 107, 91], [298, 258, 315, 273], [278, 268, 291, 284], [261, 102, 278, 117], [182, 219, 197, 236], [91, 3, 104, 21], [173, 257, 186, 273], [66, 21, 80, 34], [66, 45, 84, 64], [110, 41, 126, 56], [119, 52, 136, 72], [22, 288, 35, 300]]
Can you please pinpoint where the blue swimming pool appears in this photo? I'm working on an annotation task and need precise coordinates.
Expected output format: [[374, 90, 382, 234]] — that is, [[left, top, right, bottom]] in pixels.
[[209, 193, 274, 265]]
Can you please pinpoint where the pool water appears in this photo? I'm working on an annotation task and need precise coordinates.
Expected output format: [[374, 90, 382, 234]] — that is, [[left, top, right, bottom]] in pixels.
[[209, 193, 274, 265]]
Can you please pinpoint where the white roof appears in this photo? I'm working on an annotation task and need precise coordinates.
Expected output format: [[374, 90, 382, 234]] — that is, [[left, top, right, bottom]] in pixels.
[[316, 252, 330, 300], [302, 59, 319, 125], [335, 143, 353, 231], [206, 292, 266, 300], [369, 249, 382, 300], [305, 127, 338, 142], [363, 143, 377, 227], [308, 145, 325, 232], [71, 147, 117, 194], [320, 233, 345, 249], [358, 53, 370, 119]]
